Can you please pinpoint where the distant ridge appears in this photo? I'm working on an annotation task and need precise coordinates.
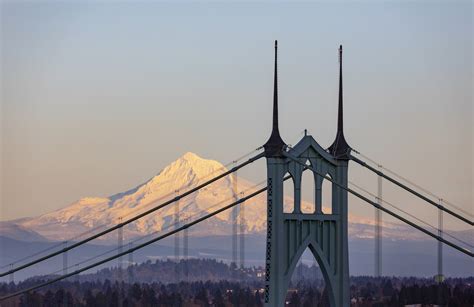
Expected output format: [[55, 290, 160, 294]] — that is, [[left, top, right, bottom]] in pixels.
[[0, 221, 48, 242]]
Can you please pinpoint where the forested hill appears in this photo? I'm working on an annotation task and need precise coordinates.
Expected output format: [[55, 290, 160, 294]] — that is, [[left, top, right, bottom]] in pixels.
[[28, 259, 264, 284]]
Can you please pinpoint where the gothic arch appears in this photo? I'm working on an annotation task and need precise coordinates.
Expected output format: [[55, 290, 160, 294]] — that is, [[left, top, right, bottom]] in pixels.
[[301, 169, 316, 214], [284, 239, 337, 307], [283, 172, 295, 213], [321, 173, 334, 214], [264, 136, 350, 306]]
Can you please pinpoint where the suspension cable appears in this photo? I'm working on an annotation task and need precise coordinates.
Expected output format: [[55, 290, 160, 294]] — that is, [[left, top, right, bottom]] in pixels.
[[352, 150, 473, 218], [1, 147, 263, 271], [283, 152, 473, 258], [0, 151, 264, 278], [350, 155, 473, 226], [35, 180, 268, 279], [0, 176, 281, 302], [116, 147, 263, 223], [349, 181, 474, 249]]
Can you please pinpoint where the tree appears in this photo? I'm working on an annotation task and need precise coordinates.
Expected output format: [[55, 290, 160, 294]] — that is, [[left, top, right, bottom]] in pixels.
[[84, 290, 95, 306], [43, 290, 54, 307], [94, 291, 108, 306], [141, 286, 158, 306], [20, 292, 42, 307], [254, 290, 263, 307], [130, 283, 142, 301], [212, 288, 225, 307], [194, 287, 209, 307], [318, 287, 330, 307], [288, 291, 300, 306], [382, 279, 394, 297]]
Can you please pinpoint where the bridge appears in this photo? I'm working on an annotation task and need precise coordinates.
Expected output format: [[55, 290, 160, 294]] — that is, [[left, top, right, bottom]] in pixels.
[[0, 41, 472, 306]]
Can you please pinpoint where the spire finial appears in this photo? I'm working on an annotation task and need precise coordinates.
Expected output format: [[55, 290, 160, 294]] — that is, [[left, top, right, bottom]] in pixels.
[[273, 40, 279, 133], [264, 40, 286, 157], [338, 45, 343, 133], [328, 44, 351, 159]]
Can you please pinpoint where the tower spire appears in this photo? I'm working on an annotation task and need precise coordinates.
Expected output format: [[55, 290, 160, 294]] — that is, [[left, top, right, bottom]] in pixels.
[[338, 44, 344, 133], [328, 45, 351, 159], [273, 40, 279, 134], [264, 40, 286, 157]]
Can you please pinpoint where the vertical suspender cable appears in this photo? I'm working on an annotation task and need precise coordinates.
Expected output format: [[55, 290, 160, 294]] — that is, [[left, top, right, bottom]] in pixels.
[[63, 244, 68, 307], [437, 199, 444, 282], [118, 218, 123, 280], [174, 189, 180, 282], [240, 189, 245, 272], [9, 265, 13, 284], [437, 200, 444, 304], [63, 241, 68, 276], [375, 165, 382, 278], [184, 218, 189, 281], [128, 242, 134, 285], [117, 218, 123, 307], [183, 191, 188, 282], [232, 165, 238, 279], [63, 242, 69, 306]]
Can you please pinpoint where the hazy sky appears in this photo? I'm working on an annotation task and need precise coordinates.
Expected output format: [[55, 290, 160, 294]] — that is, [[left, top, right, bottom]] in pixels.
[[1, 1, 472, 232]]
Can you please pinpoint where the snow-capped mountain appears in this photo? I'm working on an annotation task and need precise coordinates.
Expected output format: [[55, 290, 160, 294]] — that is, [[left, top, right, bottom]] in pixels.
[[2, 152, 470, 244], [16, 152, 269, 242]]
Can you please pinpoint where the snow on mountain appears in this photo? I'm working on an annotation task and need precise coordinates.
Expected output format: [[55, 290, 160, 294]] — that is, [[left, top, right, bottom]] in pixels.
[[18, 152, 263, 241], [4, 152, 455, 243]]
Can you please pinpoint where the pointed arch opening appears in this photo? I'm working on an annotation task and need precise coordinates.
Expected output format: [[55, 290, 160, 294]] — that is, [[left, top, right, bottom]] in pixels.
[[301, 169, 315, 214], [321, 174, 333, 214], [285, 247, 330, 306], [283, 173, 295, 213]]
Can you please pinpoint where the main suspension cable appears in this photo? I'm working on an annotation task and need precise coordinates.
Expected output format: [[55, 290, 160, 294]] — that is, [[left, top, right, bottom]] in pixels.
[[352, 150, 473, 218], [0, 175, 286, 302], [1, 147, 263, 271], [283, 152, 473, 258], [350, 155, 473, 226], [349, 181, 473, 249], [34, 180, 268, 280], [0, 151, 264, 278]]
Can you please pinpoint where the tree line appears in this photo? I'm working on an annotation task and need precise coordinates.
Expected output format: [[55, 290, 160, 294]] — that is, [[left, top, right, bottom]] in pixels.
[[0, 259, 472, 306]]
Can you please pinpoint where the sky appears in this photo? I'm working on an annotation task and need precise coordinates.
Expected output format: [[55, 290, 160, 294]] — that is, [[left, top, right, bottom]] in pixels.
[[0, 1, 472, 233]]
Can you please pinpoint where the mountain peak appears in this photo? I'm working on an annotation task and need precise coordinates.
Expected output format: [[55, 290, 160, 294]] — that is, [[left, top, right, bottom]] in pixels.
[[139, 152, 228, 195], [180, 152, 202, 161], [164, 152, 225, 177]]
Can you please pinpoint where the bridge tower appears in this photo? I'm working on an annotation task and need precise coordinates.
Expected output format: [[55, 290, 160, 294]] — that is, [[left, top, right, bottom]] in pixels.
[[263, 42, 350, 307]]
